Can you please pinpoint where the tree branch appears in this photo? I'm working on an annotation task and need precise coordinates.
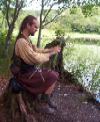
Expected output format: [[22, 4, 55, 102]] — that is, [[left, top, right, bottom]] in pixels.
[[12, 0, 18, 23], [43, 4, 67, 27], [42, 1, 58, 23], [40, 0, 44, 25], [5, 0, 10, 27], [44, 0, 51, 6], [15, 0, 24, 20]]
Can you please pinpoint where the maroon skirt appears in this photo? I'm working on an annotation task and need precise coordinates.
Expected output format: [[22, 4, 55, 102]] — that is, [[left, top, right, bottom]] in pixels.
[[16, 68, 59, 94]]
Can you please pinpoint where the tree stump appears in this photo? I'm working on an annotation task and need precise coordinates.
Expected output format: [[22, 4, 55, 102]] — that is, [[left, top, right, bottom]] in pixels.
[[2, 79, 37, 122]]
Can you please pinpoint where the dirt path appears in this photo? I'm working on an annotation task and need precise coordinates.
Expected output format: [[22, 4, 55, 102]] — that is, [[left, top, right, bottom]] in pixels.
[[0, 78, 100, 122], [34, 83, 100, 122]]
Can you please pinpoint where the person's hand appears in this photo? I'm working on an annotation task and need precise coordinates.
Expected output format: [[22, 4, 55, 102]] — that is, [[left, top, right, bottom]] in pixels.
[[49, 45, 61, 57], [53, 45, 61, 53]]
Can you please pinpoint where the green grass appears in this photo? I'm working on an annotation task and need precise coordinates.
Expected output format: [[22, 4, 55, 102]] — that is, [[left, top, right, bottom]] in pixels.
[[64, 43, 100, 93]]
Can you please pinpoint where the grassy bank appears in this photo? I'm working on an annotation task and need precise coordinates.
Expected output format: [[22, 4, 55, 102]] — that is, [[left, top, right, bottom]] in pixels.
[[64, 43, 100, 93]]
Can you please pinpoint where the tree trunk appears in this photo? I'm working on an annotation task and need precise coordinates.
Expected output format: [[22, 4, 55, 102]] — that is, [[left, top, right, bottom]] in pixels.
[[37, 0, 44, 47], [4, 24, 14, 56], [37, 26, 42, 47]]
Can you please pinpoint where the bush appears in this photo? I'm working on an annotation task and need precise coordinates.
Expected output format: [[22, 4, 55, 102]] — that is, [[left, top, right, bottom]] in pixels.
[[0, 30, 7, 45], [0, 30, 16, 45], [64, 41, 100, 93], [71, 23, 83, 32], [55, 29, 65, 37], [71, 21, 100, 34], [84, 24, 99, 33]]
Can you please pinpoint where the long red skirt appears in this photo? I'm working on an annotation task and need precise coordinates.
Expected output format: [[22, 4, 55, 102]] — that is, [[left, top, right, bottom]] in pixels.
[[16, 68, 59, 95]]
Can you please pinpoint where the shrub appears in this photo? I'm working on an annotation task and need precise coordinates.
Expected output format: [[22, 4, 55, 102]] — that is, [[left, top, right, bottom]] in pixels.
[[55, 29, 65, 37], [0, 30, 7, 45]]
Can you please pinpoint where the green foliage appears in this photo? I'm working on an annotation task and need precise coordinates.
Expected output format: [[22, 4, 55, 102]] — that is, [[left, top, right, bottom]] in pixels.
[[84, 24, 98, 33], [71, 21, 100, 34], [0, 56, 11, 76], [47, 6, 100, 34], [90, 65, 100, 92], [57, 0, 100, 6], [69, 7, 100, 33], [70, 38, 100, 46], [71, 23, 83, 32], [0, 30, 7, 45], [82, 4, 94, 17], [0, 43, 13, 76], [70, 7, 79, 14], [55, 29, 65, 37], [0, 30, 15, 45], [64, 40, 100, 93]]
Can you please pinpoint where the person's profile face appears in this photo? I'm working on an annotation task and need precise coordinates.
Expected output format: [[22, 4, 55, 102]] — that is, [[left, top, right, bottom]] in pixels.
[[29, 19, 39, 36]]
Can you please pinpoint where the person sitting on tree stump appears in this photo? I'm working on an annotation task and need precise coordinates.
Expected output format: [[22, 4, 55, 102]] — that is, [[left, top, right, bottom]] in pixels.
[[10, 15, 61, 114]]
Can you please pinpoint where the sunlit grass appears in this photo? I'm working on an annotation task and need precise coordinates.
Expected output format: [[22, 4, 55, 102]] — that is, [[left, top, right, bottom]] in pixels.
[[64, 44, 100, 63], [64, 43, 100, 93]]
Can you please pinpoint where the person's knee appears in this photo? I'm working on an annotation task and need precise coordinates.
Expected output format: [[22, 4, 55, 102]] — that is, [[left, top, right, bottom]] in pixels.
[[50, 71, 59, 81]]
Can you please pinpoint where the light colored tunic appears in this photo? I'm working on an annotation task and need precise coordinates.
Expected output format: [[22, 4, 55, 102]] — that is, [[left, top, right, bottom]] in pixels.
[[14, 38, 59, 94], [15, 38, 52, 65]]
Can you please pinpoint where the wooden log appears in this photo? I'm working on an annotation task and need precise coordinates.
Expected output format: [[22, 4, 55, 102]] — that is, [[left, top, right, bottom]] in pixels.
[[12, 92, 37, 122], [2, 82, 37, 122]]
